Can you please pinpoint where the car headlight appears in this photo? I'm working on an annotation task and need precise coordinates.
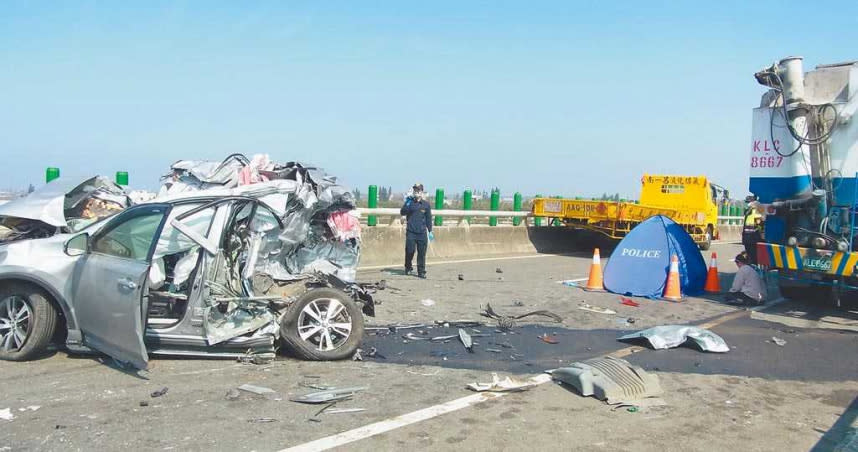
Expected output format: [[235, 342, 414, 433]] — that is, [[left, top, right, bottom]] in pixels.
[[787, 236, 798, 247], [838, 241, 849, 252]]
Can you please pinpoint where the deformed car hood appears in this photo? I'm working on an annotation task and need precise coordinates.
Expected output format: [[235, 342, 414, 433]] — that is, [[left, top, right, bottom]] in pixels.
[[0, 180, 78, 227], [0, 176, 129, 228]]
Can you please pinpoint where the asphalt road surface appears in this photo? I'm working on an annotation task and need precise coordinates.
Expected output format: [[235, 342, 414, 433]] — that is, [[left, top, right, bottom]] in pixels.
[[1, 242, 856, 451]]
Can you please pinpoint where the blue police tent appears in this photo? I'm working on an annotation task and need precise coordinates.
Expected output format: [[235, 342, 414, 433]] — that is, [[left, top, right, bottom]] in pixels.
[[603, 215, 707, 298]]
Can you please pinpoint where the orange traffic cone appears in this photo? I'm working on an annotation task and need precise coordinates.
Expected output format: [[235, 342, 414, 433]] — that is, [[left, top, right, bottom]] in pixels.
[[704, 252, 721, 293], [663, 254, 682, 301], [584, 248, 605, 291]]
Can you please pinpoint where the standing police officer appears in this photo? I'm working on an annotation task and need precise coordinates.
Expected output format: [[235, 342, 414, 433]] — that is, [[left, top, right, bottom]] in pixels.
[[742, 195, 763, 264], [400, 183, 433, 278]]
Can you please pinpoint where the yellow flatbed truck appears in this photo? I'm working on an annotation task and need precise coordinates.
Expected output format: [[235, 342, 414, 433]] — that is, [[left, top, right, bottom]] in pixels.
[[532, 174, 725, 250]]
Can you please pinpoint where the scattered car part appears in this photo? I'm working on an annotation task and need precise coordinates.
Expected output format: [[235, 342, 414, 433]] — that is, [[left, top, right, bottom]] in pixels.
[[402, 333, 431, 341], [325, 408, 366, 414], [551, 356, 663, 404], [420, 299, 435, 307], [480, 303, 563, 329], [538, 333, 559, 344], [495, 268, 503, 274], [620, 297, 640, 307], [290, 387, 367, 404], [458, 328, 474, 352], [150, 387, 169, 398], [467, 373, 538, 392], [237, 384, 277, 397], [248, 418, 278, 423], [617, 325, 730, 353], [771, 336, 786, 346], [0, 408, 13, 421], [579, 303, 617, 315], [433, 320, 484, 328]]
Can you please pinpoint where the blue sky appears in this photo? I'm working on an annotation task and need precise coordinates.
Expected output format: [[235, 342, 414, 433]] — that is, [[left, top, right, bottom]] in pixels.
[[2, 1, 857, 198]]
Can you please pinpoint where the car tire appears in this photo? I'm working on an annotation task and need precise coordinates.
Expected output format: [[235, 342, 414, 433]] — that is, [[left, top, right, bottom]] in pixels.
[[280, 287, 364, 361], [0, 282, 58, 362]]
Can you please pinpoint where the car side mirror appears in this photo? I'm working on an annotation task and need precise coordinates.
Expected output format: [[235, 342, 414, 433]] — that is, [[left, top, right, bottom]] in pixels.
[[64, 233, 90, 257]]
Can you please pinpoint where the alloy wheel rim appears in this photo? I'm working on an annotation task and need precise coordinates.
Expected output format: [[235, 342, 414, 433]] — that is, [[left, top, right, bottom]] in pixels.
[[0, 295, 32, 352], [296, 298, 353, 352]]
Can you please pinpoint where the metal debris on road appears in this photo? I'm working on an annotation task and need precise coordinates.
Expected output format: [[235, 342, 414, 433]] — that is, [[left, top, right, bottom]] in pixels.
[[771, 336, 787, 346], [551, 356, 663, 404], [290, 387, 367, 404], [458, 328, 474, 352], [403, 332, 431, 341], [248, 418, 278, 423], [0, 408, 14, 421], [150, 387, 169, 398], [579, 303, 617, 315], [326, 408, 367, 414], [467, 373, 538, 393], [429, 334, 458, 342], [458, 274, 464, 280], [496, 268, 504, 273], [618, 325, 730, 353], [352, 349, 363, 361], [420, 299, 436, 307], [224, 389, 241, 401], [480, 303, 563, 329], [433, 320, 485, 328], [237, 384, 277, 396], [538, 333, 559, 344], [139, 401, 149, 407], [237, 349, 274, 365]]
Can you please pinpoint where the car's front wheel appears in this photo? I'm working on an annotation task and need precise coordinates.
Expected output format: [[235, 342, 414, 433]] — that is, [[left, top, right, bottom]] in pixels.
[[279, 288, 364, 361], [0, 282, 57, 361]]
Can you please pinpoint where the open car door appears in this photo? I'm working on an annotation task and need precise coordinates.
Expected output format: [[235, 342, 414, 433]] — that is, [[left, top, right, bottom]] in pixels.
[[70, 204, 170, 369]]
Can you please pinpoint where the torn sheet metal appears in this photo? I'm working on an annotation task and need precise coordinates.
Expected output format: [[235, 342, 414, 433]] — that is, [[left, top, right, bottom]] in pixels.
[[480, 303, 563, 328], [551, 356, 663, 404], [458, 328, 474, 352], [0, 176, 130, 243], [617, 325, 730, 353], [290, 387, 367, 404], [467, 373, 539, 393]]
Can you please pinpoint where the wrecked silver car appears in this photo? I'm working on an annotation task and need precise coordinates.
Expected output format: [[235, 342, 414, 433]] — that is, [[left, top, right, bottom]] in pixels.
[[0, 161, 373, 369], [0, 176, 130, 244]]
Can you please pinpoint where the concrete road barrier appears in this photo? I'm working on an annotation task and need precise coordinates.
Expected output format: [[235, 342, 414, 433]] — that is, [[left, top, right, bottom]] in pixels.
[[359, 224, 745, 267], [359, 225, 587, 267]]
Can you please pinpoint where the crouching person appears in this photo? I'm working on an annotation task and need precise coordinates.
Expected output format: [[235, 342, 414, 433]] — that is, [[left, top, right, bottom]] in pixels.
[[725, 251, 767, 306]]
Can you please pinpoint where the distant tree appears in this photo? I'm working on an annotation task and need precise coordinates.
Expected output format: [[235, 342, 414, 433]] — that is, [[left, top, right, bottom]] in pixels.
[[352, 188, 361, 202], [27, 184, 35, 193], [388, 186, 392, 200]]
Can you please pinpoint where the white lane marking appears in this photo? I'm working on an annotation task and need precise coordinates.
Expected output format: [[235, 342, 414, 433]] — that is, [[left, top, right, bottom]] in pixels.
[[279, 374, 553, 452], [358, 253, 562, 271]]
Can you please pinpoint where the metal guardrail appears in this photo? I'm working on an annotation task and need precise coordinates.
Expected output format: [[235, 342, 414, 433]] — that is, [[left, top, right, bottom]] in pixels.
[[356, 207, 744, 227]]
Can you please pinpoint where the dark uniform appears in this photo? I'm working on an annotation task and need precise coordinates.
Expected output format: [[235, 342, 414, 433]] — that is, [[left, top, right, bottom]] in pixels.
[[742, 206, 763, 264], [400, 197, 433, 277]]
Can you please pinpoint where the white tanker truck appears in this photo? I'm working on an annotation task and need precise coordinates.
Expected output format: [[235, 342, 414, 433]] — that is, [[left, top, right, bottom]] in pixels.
[[750, 56, 858, 304]]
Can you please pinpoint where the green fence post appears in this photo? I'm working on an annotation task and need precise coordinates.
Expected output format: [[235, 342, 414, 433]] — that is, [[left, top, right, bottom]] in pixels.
[[463, 189, 472, 224], [434, 188, 444, 226], [115, 171, 129, 186], [513, 192, 523, 226], [367, 185, 378, 226], [534, 193, 543, 226], [489, 189, 500, 226], [46, 167, 60, 183]]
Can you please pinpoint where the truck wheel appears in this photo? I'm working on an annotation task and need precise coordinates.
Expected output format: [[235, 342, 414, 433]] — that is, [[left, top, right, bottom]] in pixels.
[[699, 229, 712, 251], [280, 288, 364, 361], [0, 283, 57, 362]]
